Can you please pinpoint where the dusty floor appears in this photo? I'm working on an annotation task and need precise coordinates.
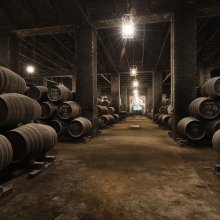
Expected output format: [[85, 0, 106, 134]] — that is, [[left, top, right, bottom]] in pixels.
[[1, 116, 220, 220]]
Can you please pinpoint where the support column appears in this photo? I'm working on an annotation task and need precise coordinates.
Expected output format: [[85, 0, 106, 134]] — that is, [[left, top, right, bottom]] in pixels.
[[97, 86, 101, 98], [72, 74, 76, 92], [153, 71, 162, 117], [121, 86, 128, 111], [0, 33, 19, 72], [147, 84, 153, 113], [111, 72, 120, 113], [171, 1, 197, 138], [76, 24, 97, 136]]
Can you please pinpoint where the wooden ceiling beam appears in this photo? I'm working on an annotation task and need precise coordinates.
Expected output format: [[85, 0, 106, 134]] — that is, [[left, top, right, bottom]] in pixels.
[[95, 12, 172, 29], [13, 24, 75, 37]]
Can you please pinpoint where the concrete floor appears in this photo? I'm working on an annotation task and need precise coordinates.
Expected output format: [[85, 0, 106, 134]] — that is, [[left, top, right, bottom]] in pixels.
[[1, 116, 220, 220]]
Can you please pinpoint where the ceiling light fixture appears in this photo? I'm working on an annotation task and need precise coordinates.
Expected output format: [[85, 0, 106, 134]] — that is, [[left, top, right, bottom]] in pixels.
[[122, 14, 135, 39], [130, 65, 138, 76]]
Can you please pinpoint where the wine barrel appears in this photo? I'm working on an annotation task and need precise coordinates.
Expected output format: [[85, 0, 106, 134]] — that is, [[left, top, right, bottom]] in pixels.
[[161, 99, 171, 106], [26, 86, 48, 101], [161, 115, 171, 127], [57, 101, 81, 121], [97, 105, 109, 116], [201, 77, 220, 98], [97, 118, 102, 128], [206, 119, 220, 137], [102, 99, 111, 107], [68, 117, 92, 138], [113, 114, 120, 122], [0, 135, 13, 171], [108, 107, 115, 114], [48, 119, 67, 136], [189, 97, 220, 120], [0, 93, 42, 128], [0, 66, 26, 94], [47, 84, 71, 102], [154, 114, 161, 123], [212, 130, 220, 154], [177, 117, 206, 140], [6, 123, 57, 163], [97, 98, 103, 105], [40, 102, 58, 120], [100, 114, 114, 127], [167, 117, 172, 129]]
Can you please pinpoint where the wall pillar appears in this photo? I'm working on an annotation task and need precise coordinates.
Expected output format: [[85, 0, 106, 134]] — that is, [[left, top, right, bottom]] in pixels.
[[121, 86, 128, 111], [171, 1, 197, 138], [153, 71, 162, 117], [76, 24, 97, 136], [111, 72, 120, 113]]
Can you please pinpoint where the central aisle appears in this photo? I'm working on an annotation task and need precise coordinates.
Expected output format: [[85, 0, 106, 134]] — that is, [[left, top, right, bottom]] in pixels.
[[1, 116, 220, 220]]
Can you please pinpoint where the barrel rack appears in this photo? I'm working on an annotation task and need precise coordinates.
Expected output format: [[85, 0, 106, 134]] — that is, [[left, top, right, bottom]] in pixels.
[[0, 184, 13, 199], [28, 155, 55, 178]]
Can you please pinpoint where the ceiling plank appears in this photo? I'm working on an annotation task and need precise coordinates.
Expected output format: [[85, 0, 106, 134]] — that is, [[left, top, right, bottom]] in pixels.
[[13, 24, 75, 37], [95, 13, 172, 29]]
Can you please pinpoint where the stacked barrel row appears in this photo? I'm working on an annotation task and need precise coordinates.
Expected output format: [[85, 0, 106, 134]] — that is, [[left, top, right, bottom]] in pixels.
[[177, 77, 220, 153], [97, 98, 120, 128], [0, 66, 57, 172], [154, 99, 172, 129], [27, 84, 92, 140]]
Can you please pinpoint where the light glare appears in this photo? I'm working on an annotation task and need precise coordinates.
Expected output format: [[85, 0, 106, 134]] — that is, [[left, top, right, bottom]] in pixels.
[[122, 23, 134, 39], [26, 65, 35, 74], [133, 80, 139, 88], [133, 89, 138, 96]]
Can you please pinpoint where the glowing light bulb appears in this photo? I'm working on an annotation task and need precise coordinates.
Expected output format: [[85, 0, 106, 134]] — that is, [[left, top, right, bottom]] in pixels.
[[122, 23, 134, 38], [133, 80, 139, 88], [26, 65, 35, 74]]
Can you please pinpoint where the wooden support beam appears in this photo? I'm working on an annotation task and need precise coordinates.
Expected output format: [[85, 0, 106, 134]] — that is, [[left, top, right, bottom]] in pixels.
[[13, 24, 75, 37], [198, 7, 220, 17], [95, 13, 172, 29]]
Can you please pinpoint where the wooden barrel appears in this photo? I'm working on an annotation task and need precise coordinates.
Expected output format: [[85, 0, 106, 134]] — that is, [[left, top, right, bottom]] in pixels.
[[154, 114, 161, 123], [0, 93, 42, 128], [113, 114, 120, 122], [0, 66, 26, 94], [167, 117, 172, 129], [0, 135, 13, 171], [161, 115, 171, 127], [108, 107, 115, 114], [48, 119, 67, 136], [201, 77, 220, 98], [47, 84, 71, 102], [159, 105, 172, 114], [189, 97, 220, 120], [68, 117, 92, 138], [161, 99, 171, 106], [100, 114, 114, 127], [57, 101, 81, 121], [102, 99, 111, 107], [27, 86, 48, 101], [6, 123, 57, 163], [97, 105, 109, 116], [40, 102, 58, 120], [206, 119, 220, 137], [212, 130, 220, 154], [177, 117, 206, 140], [97, 98, 103, 105], [97, 118, 102, 128]]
